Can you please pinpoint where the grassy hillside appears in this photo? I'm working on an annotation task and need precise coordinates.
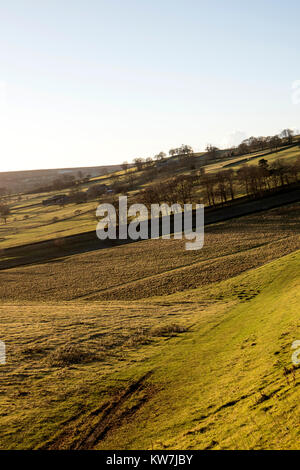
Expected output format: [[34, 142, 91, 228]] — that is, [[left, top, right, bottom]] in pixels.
[[0, 194, 99, 249], [93, 249, 300, 450], [0, 249, 299, 449], [0, 156, 299, 451]]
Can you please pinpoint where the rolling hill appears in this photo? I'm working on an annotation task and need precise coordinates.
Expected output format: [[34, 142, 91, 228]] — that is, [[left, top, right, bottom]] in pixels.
[[0, 201, 299, 449]]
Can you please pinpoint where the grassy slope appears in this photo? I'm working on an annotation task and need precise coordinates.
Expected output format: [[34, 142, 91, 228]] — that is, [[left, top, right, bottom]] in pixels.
[[92, 250, 300, 450], [0, 198, 99, 249], [0, 249, 299, 449]]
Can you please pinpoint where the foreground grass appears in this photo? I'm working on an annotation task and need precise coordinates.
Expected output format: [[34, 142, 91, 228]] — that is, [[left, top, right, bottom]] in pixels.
[[0, 301, 199, 449], [0, 249, 299, 449]]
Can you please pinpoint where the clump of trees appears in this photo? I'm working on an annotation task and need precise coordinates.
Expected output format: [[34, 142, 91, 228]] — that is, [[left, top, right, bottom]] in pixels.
[[201, 156, 300, 205], [130, 146, 194, 174], [205, 145, 219, 159], [236, 158, 300, 197], [133, 157, 155, 171], [86, 184, 107, 200], [235, 129, 295, 157], [169, 145, 193, 157], [133, 158, 145, 171], [200, 169, 235, 205], [139, 174, 197, 207]]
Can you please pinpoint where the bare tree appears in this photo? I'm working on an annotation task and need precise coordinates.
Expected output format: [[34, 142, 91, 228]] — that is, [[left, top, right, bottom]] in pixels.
[[280, 129, 294, 144], [0, 205, 11, 224], [121, 161, 129, 172], [133, 158, 145, 171], [200, 173, 217, 206], [205, 145, 219, 160], [154, 152, 166, 161]]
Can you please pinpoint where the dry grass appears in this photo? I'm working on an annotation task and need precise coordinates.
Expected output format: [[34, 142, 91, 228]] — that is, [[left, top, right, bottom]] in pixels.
[[0, 300, 195, 449], [151, 323, 188, 337], [125, 323, 188, 347], [0, 301, 194, 382], [46, 344, 99, 367]]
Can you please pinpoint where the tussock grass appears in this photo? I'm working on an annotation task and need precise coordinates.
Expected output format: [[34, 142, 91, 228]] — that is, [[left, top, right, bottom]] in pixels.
[[151, 323, 188, 337], [47, 344, 99, 367], [126, 332, 152, 347], [125, 323, 188, 347]]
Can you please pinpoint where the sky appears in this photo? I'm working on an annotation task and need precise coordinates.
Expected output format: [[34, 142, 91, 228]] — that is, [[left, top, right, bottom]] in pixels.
[[0, 0, 300, 172]]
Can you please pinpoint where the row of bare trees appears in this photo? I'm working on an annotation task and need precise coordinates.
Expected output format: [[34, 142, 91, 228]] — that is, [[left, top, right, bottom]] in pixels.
[[236, 158, 300, 197], [140, 175, 195, 207], [123, 145, 195, 174], [127, 129, 297, 173], [200, 157, 300, 204], [138, 157, 300, 208], [235, 129, 296, 156]]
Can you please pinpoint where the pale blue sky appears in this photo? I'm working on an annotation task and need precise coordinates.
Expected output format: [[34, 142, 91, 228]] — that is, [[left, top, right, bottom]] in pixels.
[[0, 0, 300, 171]]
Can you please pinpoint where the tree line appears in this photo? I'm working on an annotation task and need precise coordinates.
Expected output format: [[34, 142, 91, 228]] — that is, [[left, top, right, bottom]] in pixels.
[[137, 156, 300, 208], [124, 128, 298, 172]]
